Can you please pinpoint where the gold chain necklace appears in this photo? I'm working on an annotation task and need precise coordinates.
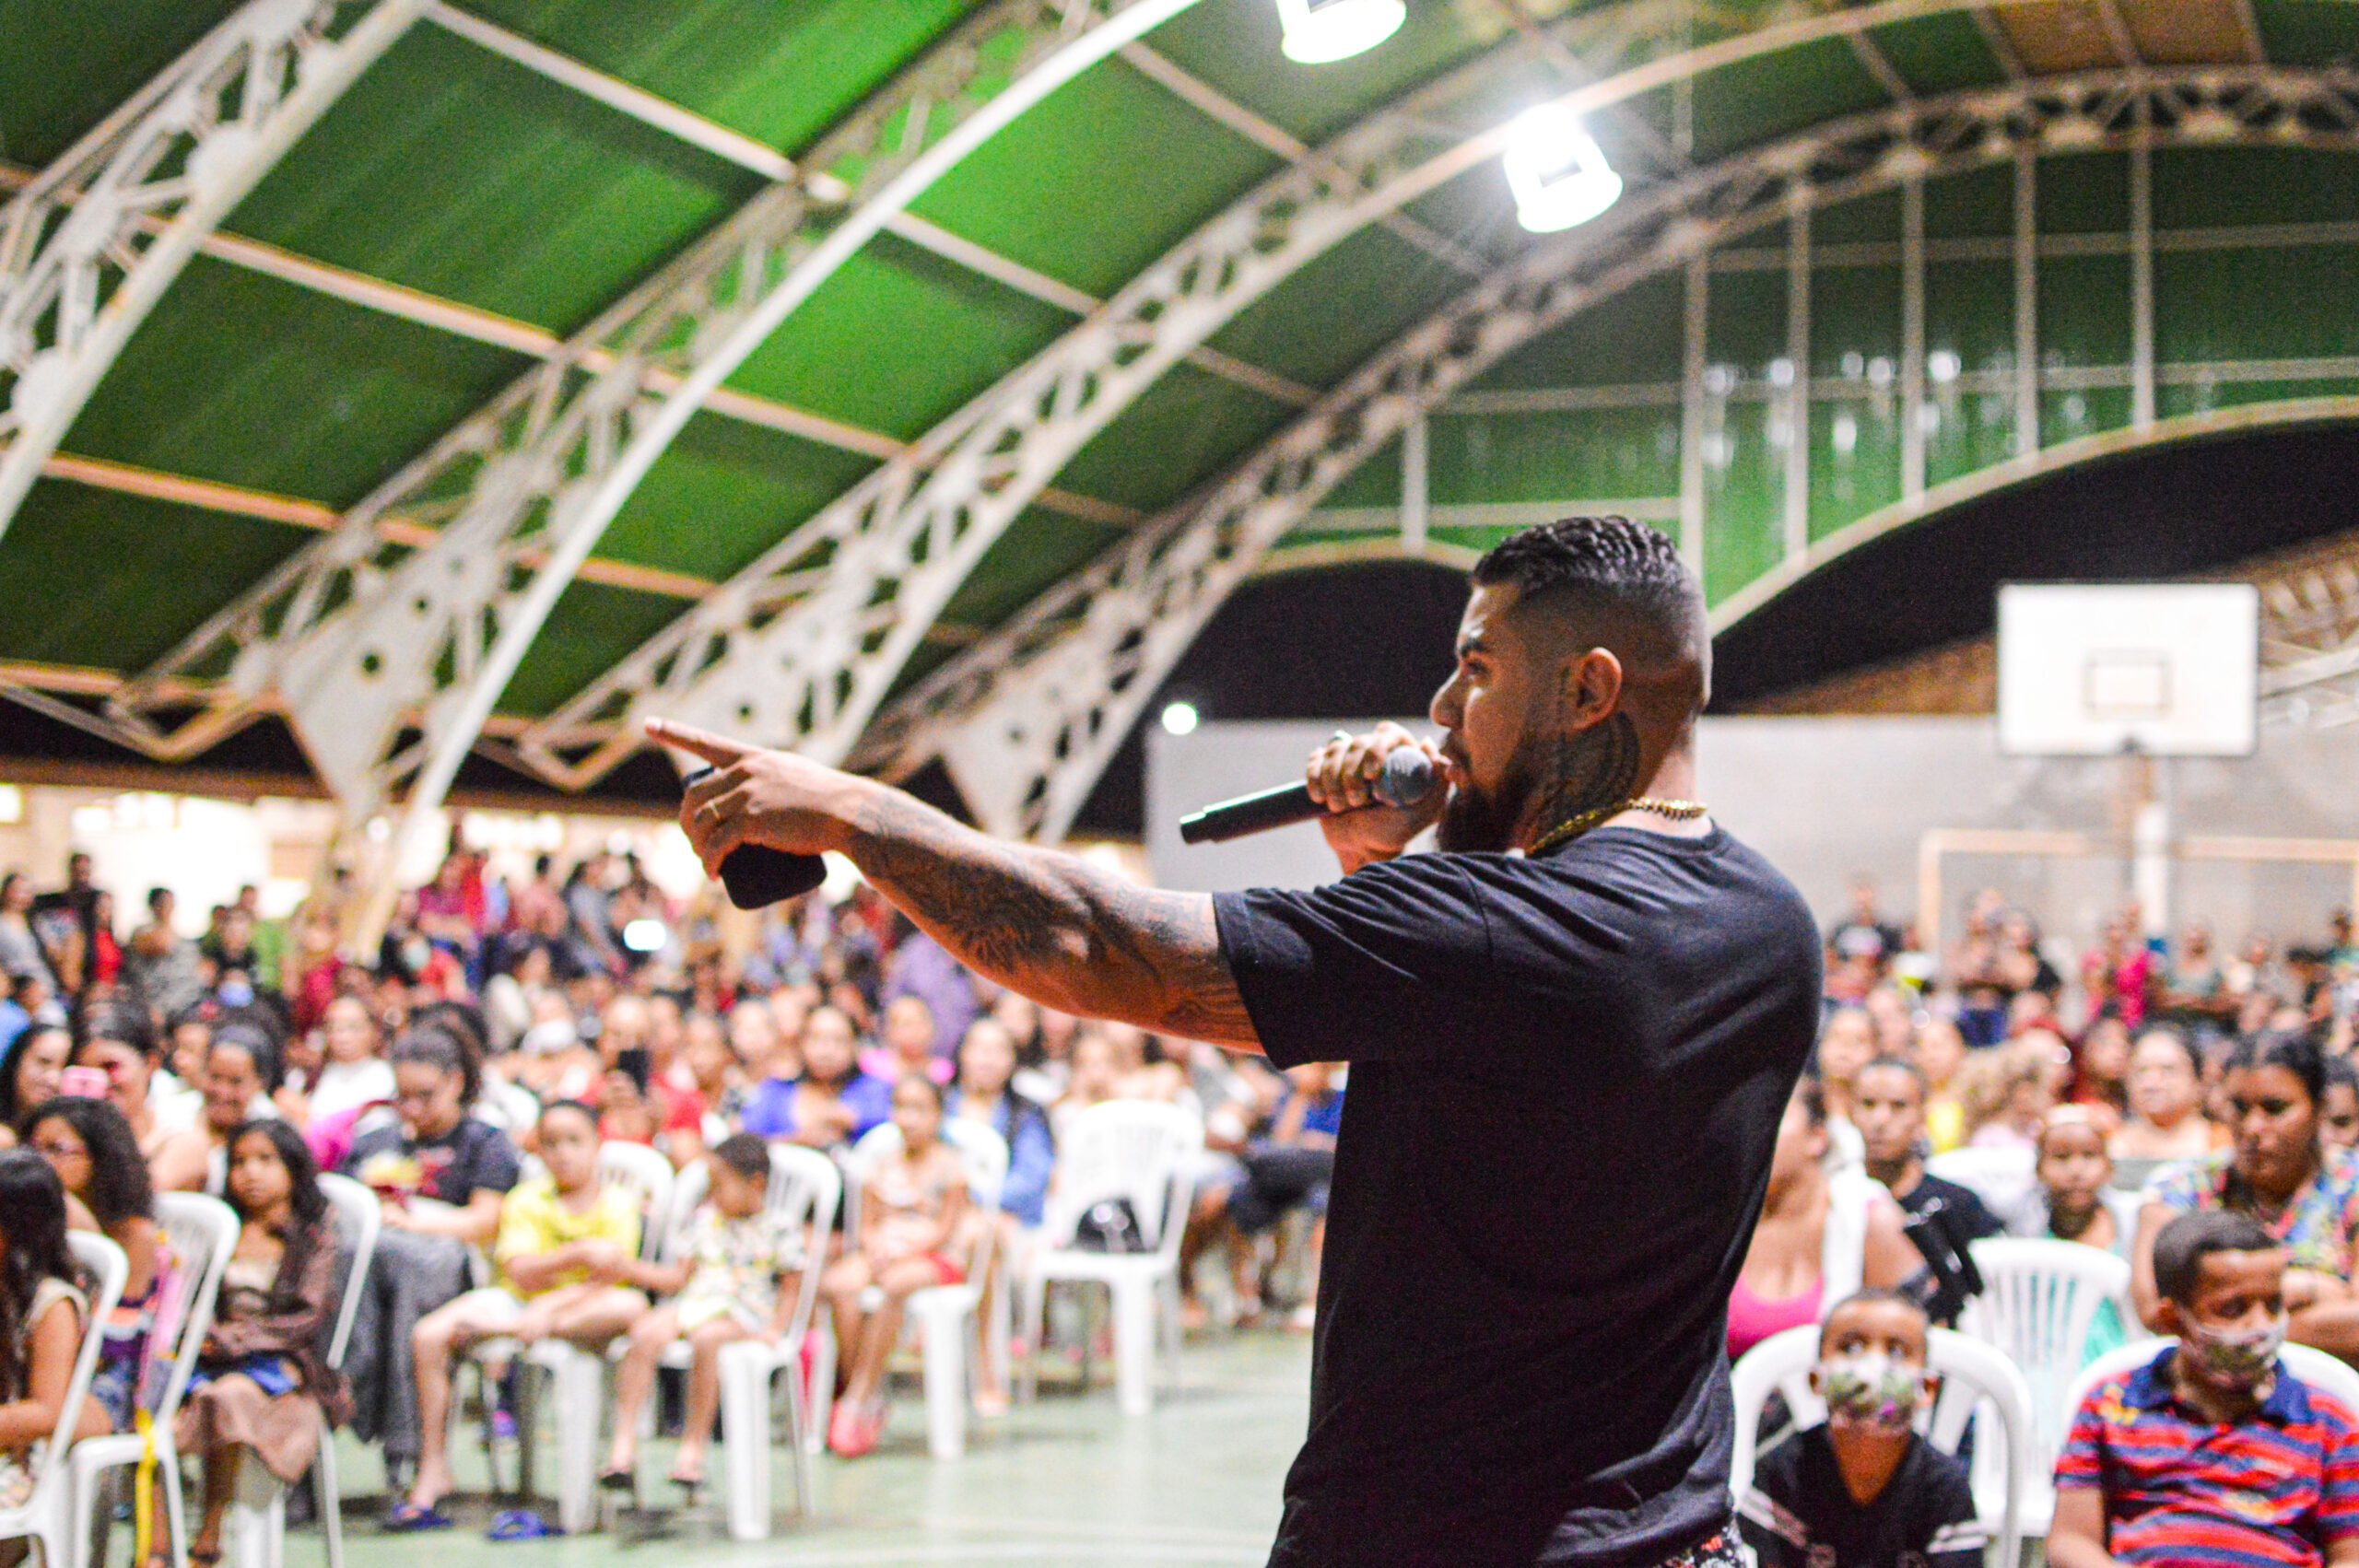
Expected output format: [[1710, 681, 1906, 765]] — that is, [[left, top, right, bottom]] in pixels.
[[1527, 797, 1709, 859]]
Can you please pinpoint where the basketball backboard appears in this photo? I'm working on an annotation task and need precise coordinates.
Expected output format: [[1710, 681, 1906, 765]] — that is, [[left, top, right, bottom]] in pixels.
[[1996, 582, 2259, 757]]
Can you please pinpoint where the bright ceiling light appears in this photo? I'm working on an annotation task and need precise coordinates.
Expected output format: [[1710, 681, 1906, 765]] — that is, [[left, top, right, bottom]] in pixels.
[[1275, 0, 1405, 64], [1160, 700, 1200, 736], [1502, 104, 1624, 234]]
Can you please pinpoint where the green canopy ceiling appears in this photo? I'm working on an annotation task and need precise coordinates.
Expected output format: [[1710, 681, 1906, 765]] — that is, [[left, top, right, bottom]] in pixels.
[[3, 0, 2358, 832]]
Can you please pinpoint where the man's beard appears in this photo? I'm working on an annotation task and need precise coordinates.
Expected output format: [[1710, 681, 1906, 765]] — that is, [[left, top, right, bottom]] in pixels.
[[1438, 712, 1645, 854], [1437, 731, 1548, 854]]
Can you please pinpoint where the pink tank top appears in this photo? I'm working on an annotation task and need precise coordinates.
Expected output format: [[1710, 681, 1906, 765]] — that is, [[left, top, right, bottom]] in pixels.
[[1726, 1273, 1822, 1361]]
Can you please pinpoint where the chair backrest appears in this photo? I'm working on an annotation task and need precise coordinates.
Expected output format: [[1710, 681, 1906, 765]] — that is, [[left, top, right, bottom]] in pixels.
[[1925, 1145, 2037, 1215], [316, 1174, 381, 1371], [1963, 1236, 2132, 1462], [56, 1233, 126, 1466], [151, 1193, 241, 1425], [595, 1141, 675, 1258], [2068, 1336, 2359, 1431], [1730, 1323, 2029, 1566], [1043, 1099, 1203, 1257]]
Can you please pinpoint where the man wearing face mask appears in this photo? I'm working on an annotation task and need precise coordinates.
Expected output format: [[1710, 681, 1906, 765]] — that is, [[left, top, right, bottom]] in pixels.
[[2053, 1210, 2359, 1567], [1737, 1289, 1985, 1568]]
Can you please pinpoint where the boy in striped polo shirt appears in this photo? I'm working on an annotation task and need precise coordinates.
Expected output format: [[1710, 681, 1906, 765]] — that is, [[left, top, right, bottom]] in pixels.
[[2051, 1210, 2359, 1567]]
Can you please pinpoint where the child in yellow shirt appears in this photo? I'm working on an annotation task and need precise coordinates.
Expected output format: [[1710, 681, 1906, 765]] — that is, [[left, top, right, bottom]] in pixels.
[[395, 1100, 646, 1526]]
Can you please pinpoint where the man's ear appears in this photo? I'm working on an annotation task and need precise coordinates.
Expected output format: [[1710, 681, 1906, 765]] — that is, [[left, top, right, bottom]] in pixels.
[[1558, 648, 1625, 731], [2154, 1297, 2185, 1339]]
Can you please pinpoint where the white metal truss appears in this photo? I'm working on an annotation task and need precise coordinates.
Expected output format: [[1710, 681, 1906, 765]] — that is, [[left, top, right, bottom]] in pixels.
[[2260, 542, 2359, 729], [0, 0, 428, 538], [99, 0, 1200, 850], [863, 66, 2359, 840], [512, 0, 2018, 792]]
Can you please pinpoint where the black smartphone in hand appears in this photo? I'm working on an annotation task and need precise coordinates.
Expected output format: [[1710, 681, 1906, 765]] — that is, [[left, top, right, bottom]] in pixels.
[[681, 766, 827, 907]]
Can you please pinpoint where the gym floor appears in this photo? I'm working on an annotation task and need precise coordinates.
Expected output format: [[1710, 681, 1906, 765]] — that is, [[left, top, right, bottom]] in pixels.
[[321, 1334, 1306, 1568]]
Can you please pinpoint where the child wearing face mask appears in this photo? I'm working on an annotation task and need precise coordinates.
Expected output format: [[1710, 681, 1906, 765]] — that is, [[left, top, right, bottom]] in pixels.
[[2050, 1209, 2359, 1568], [1737, 1290, 1986, 1568]]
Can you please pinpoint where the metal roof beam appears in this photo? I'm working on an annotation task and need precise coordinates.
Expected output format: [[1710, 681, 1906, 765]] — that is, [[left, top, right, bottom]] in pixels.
[[1115, 42, 1493, 277], [0, 0, 429, 545], [100, 0, 1205, 955], [859, 66, 2359, 841], [424, 6, 1317, 413], [0, 160, 1137, 522], [514, 0, 2049, 795]]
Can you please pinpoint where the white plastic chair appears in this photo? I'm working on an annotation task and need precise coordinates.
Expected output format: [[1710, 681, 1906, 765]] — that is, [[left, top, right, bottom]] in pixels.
[[1958, 1237, 2132, 1539], [815, 1122, 1008, 1459], [709, 1145, 839, 1540], [225, 1175, 378, 1568], [1926, 1144, 2037, 1217], [68, 1195, 241, 1568], [0, 1234, 125, 1568], [471, 1141, 677, 1532], [1018, 1100, 1202, 1416], [1729, 1323, 2031, 1568]]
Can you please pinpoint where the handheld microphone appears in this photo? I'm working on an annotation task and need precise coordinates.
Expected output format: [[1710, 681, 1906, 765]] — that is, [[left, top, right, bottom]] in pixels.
[[1179, 747, 1437, 845], [680, 766, 827, 907]]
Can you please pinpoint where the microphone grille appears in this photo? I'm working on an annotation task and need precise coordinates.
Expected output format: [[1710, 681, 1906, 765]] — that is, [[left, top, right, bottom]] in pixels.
[[1375, 745, 1437, 808]]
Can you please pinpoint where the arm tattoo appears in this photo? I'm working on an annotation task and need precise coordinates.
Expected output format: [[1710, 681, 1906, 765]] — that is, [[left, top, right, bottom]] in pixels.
[[1527, 710, 1643, 844], [844, 787, 1261, 1049]]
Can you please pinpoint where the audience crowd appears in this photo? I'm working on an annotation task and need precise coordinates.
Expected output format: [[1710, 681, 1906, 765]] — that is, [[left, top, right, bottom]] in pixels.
[[0, 843, 2353, 1562]]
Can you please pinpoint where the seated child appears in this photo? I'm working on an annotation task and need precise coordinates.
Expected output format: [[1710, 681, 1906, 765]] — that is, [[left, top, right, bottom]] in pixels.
[[398, 1100, 644, 1524], [0, 1147, 107, 1547], [1738, 1289, 1986, 1568], [822, 1074, 970, 1458], [176, 1122, 348, 1568], [2051, 1209, 2359, 1568], [602, 1134, 804, 1494]]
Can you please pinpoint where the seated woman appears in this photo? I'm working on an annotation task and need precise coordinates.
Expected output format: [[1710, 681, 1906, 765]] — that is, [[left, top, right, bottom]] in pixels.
[[176, 1120, 350, 1568], [0, 1148, 108, 1548], [151, 1025, 282, 1194], [2111, 1024, 2216, 1168], [74, 1003, 196, 1167], [0, 1024, 67, 1147], [742, 1006, 889, 1150], [302, 997, 393, 1126], [21, 1096, 164, 1432], [2326, 1055, 2359, 1152], [396, 1100, 646, 1527], [1729, 1080, 1919, 1362], [2067, 1014, 2132, 1128], [945, 1018, 1054, 1416], [2132, 1027, 2359, 1359], [335, 1024, 521, 1495], [823, 1076, 972, 1458], [1955, 1036, 2059, 1152], [1912, 1018, 1968, 1155]]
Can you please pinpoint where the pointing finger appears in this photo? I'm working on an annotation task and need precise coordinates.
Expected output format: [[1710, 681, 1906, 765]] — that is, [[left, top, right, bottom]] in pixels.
[[646, 717, 752, 769]]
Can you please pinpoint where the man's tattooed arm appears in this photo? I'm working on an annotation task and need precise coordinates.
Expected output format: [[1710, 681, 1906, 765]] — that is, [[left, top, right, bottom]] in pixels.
[[840, 785, 1262, 1051]]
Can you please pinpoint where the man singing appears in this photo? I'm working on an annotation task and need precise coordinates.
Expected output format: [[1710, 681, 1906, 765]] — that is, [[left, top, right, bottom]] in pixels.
[[654, 516, 1822, 1568]]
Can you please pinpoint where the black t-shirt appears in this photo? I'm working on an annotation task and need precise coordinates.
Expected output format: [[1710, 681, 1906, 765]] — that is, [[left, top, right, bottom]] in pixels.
[[341, 1114, 522, 1206], [1892, 1174, 2003, 1327], [1738, 1426, 1984, 1568], [1214, 826, 1822, 1568]]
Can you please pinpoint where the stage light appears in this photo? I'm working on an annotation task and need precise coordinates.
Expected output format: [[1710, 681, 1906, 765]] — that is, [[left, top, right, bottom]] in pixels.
[[622, 918, 667, 954], [1502, 104, 1623, 234], [1275, 0, 1404, 64], [1160, 700, 1200, 736]]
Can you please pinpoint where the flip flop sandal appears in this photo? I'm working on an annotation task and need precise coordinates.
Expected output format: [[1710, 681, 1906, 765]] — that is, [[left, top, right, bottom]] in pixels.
[[384, 1501, 454, 1533], [487, 1509, 562, 1541]]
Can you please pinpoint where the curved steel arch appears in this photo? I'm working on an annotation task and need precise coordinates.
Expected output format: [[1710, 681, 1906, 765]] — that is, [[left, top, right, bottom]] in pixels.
[[100, 0, 1205, 846], [863, 65, 2359, 840], [1708, 394, 2359, 636], [511, 0, 2049, 790], [0, 0, 428, 538]]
